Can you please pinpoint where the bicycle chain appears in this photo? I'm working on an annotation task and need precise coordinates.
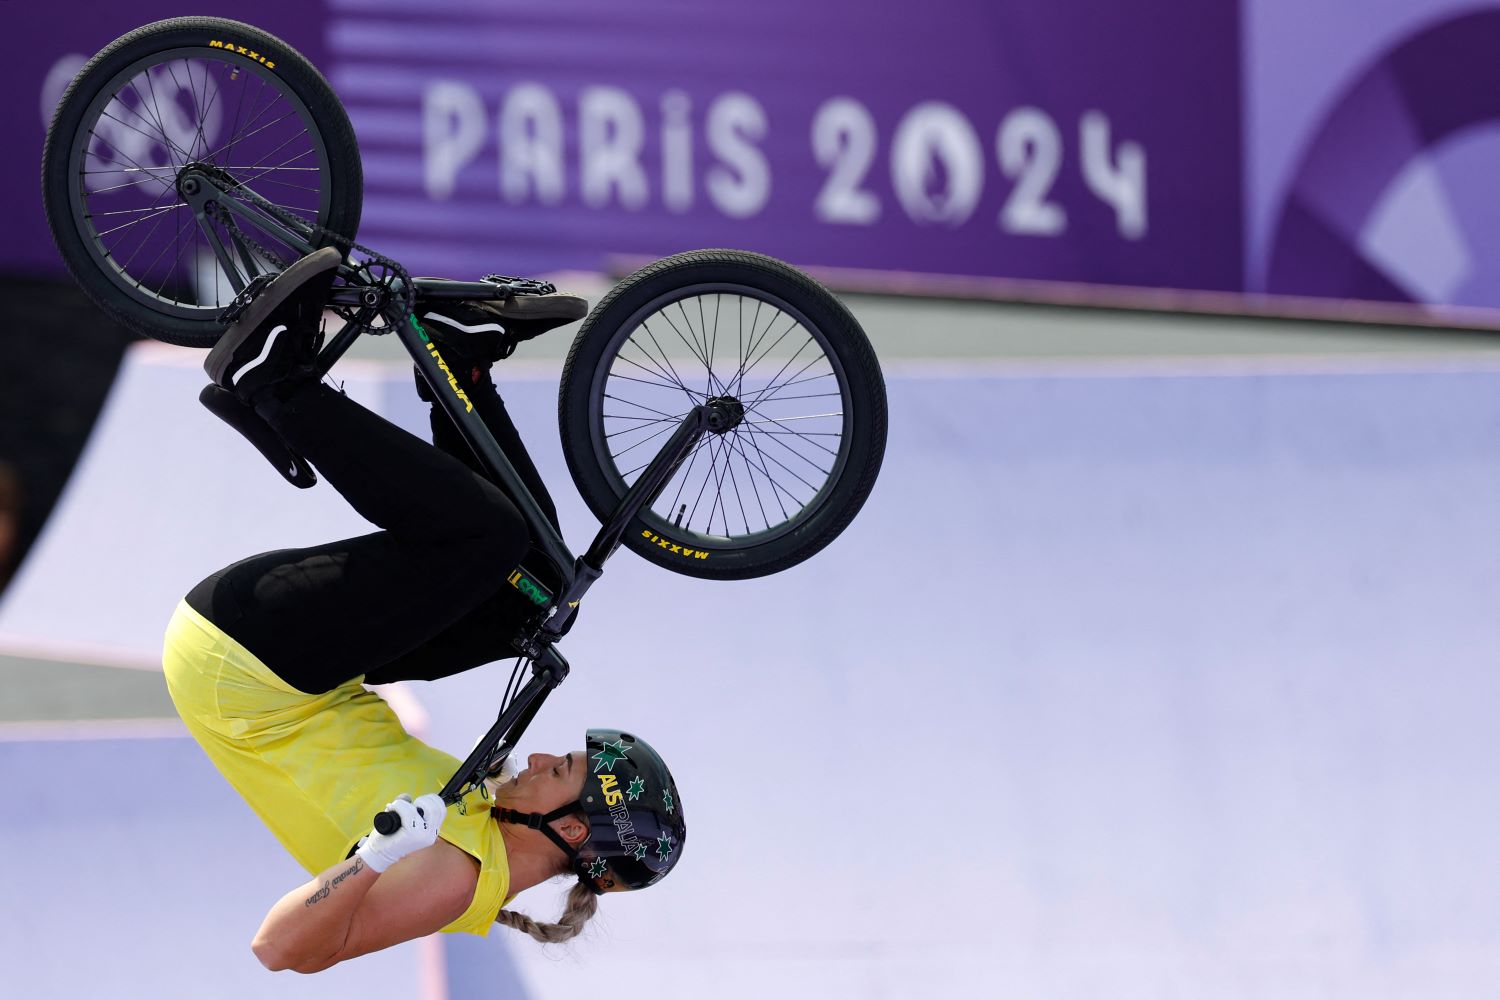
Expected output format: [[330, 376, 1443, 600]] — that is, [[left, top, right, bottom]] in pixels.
[[209, 186, 414, 336]]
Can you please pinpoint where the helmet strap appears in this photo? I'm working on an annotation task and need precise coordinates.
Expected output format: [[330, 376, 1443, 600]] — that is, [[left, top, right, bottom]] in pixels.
[[495, 805, 581, 860]]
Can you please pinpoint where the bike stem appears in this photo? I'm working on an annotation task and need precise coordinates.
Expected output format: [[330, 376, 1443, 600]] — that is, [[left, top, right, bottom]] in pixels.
[[436, 646, 569, 805], [373, 645, 571, 830], [541, 404, 712, 638]]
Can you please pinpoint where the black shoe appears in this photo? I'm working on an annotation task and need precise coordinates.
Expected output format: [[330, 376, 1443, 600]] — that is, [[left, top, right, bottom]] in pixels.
[[419, 292, 588, 363], [204, 247, 342, 401]]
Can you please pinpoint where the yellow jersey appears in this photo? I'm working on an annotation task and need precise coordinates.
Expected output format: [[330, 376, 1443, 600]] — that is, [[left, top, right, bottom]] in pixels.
[[162, 600, 509, 936]]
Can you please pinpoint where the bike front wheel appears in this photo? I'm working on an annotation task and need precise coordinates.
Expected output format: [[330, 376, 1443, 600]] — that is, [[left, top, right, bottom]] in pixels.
[[558, 250, 888, 580]]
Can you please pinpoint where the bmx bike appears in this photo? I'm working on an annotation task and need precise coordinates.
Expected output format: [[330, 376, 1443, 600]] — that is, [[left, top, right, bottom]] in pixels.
[[42, 17, 887, 824]]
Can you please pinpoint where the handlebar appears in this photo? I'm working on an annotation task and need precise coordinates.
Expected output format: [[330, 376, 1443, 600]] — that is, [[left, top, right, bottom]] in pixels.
[[372, 807, 407, 836], [367, 650, 568, 837]]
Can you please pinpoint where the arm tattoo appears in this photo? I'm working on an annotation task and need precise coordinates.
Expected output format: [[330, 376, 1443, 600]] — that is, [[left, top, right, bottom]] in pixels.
[[303, 856, 366, 907]]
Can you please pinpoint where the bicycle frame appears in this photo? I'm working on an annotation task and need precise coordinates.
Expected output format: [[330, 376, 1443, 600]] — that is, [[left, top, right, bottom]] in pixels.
[[191, 169, 735, 807], [307, 252, 720, 810]]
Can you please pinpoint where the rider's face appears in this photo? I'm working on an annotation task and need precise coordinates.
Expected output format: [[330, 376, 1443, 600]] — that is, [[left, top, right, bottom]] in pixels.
[[499, 750, 588, 812]]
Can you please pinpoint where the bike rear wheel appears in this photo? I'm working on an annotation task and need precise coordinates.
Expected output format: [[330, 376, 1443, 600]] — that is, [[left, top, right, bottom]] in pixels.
[[41, 17, 362, 347], [558, 250, 887, 580]]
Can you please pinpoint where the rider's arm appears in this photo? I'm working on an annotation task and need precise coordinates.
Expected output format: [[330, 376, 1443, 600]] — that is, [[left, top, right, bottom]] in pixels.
[[252, 840, 478, 973], [252, 793, 477, 973]]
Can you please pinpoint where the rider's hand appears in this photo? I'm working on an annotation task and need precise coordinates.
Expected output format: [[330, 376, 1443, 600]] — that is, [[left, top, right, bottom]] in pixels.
[[355, 793, 448, 873]]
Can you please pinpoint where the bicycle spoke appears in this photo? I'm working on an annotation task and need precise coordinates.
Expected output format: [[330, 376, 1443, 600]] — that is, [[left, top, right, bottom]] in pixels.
[[636, 321, 700, 399], [155, 203, 193, 298], [608, 357, 705, 397], [222, 134, 313, 193], [191, 60, 224, 161], [89, 116, 179, 192], [742, 418, 833, 479], [747, 391, 842, 404], [737, 318, 805, 389], [742, 399, 844, 442], [680, 299, 712, 386], [194, 107, 300, 166], [604, 413, 681, 431], [606, 370, 704, 398], [115, 199, 181, 277], [684, 434, 722, 530], [136, 207, 199, 293], [195, 105, 300, 166], [694, 296, 713, 397], [663, 437, 711, 518], [221, 60, 254, 167], [100, 165, 186, 259], [161, 61, 203, 159], [86, 173, 178, 196], [727, 426, 771, 531], [729, 424, 802, 520], [727, 430, 795, 524], [740, 352, 830, 410], [248, 176, 320, 194], [92, 202, 186, 239], [223, 74, 272, 168], [617, 338, 699, 398], [702, 434, 726, 536], [86, 202, 189, 218], [138, 68, 191, 165], [660, 308, 725, 395], [730, 302, 783, 394], [741, 428, 843, 437], [713, 430, 748, 535], [609, 420, 681, 463], [740, 409, 842, 459], [605, 414, 685, 445], [602, 393, 683, 421], [99, 99, 176, 174], [742, 412, 843, 424]]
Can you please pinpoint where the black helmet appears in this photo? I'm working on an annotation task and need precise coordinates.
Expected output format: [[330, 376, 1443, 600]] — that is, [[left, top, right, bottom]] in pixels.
[[495, 728, 685, 894]]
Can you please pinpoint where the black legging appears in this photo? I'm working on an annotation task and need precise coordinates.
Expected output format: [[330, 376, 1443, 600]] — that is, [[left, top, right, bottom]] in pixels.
[[185, 374, 547, 693]]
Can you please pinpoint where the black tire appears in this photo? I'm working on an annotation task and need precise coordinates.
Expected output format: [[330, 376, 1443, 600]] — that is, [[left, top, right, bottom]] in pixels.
[[41, 17, 362, 348], [559, 250, 887, 580]]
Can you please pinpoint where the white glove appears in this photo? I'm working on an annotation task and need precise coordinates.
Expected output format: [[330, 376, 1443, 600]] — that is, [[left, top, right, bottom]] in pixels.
[[355, 792, 447, 873]]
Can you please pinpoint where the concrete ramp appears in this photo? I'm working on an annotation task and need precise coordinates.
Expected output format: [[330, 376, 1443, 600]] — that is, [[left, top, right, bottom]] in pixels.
[[2, 343, 1498, 998]]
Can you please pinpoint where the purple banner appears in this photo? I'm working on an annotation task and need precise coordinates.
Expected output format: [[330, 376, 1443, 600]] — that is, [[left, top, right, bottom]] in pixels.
[[1246, 0, 1500, 310], [11, 0, 1243, 296], [23, 1, 1500, 316], [326, 0, 1243, 288]]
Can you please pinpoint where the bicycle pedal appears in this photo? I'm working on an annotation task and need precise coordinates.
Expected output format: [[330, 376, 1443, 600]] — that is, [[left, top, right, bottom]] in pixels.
[[199, 384, 317, 489], [216, 271, 279, 325], [480, 274, 558, 296]]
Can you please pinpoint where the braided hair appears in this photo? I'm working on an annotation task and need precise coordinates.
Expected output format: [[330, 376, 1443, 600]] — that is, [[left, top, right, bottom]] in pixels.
[[495, 880, 598, 943]]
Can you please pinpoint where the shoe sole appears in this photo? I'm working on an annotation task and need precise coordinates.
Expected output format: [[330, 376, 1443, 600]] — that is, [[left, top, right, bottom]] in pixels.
[[204, 246, 343, 386]]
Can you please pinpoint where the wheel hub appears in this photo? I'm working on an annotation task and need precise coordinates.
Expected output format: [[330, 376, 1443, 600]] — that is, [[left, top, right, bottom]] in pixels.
[[704, 395, 745, 434], [176, 162, 239, 204]]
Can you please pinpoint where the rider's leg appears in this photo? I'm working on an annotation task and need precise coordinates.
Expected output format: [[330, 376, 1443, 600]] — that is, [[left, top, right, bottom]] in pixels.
[[189, 257, 530, 694], [362, 585, 531, 686], [187, 380, 530, 694], [421, 359, 561, 532]]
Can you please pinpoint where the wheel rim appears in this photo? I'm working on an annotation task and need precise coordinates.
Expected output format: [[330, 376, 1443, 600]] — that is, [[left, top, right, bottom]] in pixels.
[[587, 283, 856, 551], [65, 47, 334, 318]]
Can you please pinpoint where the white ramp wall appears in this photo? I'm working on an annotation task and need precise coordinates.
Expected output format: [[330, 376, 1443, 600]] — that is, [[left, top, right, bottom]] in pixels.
[[2, 343, 1498, 998]]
